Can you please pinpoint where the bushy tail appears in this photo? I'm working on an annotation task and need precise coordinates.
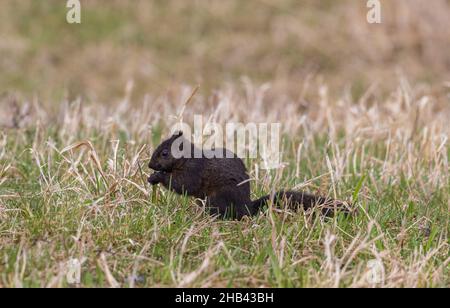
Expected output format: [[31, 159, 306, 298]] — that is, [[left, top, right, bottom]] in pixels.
[[251, 190, 352, 217]]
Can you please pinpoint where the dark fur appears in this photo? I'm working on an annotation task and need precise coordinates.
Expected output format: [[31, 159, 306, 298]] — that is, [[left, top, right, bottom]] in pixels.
[[148, 132, 351, 219]]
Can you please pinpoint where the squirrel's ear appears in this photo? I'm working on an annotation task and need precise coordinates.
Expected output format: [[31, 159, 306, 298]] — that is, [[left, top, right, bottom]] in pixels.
[[173, 131, 183, 138]]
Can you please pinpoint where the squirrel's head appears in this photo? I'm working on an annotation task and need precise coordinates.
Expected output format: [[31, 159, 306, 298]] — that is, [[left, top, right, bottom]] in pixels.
[[148, 131, 185, 172]]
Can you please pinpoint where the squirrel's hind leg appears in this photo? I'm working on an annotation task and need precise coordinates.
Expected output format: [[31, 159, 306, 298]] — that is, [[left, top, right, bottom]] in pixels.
[[206, 188, 255, 220]]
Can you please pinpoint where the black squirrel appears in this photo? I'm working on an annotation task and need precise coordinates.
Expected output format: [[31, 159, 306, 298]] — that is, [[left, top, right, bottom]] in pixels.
[[148, 131, 351, 219]]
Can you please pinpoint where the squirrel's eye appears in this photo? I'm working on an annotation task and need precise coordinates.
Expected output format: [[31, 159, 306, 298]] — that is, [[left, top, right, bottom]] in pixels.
[[161, 149, 169, 157]]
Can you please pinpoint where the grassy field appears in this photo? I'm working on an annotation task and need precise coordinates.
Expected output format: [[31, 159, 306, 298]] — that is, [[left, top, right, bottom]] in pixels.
[[0, 1, 449, 287]]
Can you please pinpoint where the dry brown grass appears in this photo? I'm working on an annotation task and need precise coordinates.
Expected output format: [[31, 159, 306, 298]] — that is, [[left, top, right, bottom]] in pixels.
[[0, 79, 449, 287], [0, 0, 449, 100], [0, 0, 448, 288]]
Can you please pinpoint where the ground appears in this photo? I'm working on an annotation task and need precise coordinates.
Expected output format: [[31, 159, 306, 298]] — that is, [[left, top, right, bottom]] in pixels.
[[0, 0, 449, 287]]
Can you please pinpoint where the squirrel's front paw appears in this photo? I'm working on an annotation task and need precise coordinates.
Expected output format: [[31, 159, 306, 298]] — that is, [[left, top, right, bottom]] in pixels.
[[148, 172, 163, 185]]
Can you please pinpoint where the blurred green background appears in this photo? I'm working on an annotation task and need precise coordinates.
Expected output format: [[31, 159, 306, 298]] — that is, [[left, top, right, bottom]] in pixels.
[[0, 0, 449, 101]]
